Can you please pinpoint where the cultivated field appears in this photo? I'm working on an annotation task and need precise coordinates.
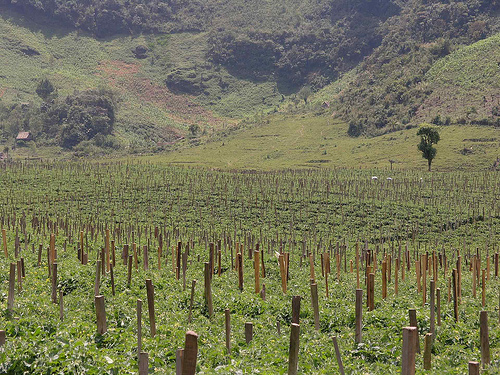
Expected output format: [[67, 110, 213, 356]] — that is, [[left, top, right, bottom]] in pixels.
[[0, 161, 499, 373]]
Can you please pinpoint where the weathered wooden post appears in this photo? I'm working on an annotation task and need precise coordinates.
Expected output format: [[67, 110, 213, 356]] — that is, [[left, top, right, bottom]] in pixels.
[[311, 282, 320, 330], [59, 290, 64, 320], [423, 333, 432, 370], [139, 352, 148, 375], [288, 323, 300, 375], [7, 263, 15, 311], [188, 280, 196, 324], [355, 289, 363, 344], [204, 263, 213, 318], [94, 260, 101, 296], [182, 331, 198, 375], [225, 309, 231, 353], [401, 327, 417, 375], [369, 273, 375, 311], [95, 295, 107, 334], [146, 279, 156, 337], [332, 336, 345, 375], [409, 309, 420, 354], [51, 263, 58, 303], [436, 288, 441, 326], [254, 250, 260, 294], [2, 228, 8, 257], [0, 330, 5, 347], [468, 361, 480, 375], [137, 299, 142, 358], [430, 280, 435, 337], [480, 310, 490, 368], [292, 296, 301, 325], [127, 254, 133, 287], [176, 348, 184, 375], [245, 322, 253, 344]]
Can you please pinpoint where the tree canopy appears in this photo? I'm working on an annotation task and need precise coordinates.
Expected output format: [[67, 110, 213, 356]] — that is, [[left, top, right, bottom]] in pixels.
[[417, 126, 440, 171]]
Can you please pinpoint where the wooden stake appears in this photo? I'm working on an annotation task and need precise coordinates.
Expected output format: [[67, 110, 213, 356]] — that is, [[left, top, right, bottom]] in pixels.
[[401, 327, 417, 375], [453, 269, 459, 322], [127, 255, 133, 287], [254, 250, 260, 294], [279, 253, 286, 294], [480, 310, 490, 368], [436, 288, 441, 326], [137, 299, 142, 358], [292, 295, 301, 325], [332, 336, 345, 375], [409, 309, 420, 354], [139, 352, 148, 375], [176, 348, 184, 375], [94, 260, 101, 296], [225, 309, 231, 353], [0, 330, 5, 347], [146, 279, 156, 337], [423, 332, 432, 370], [355, 289, 363, 344], [59, 290, 64, 320], [245, 322, 253, 344], [51, 263, 57, 303], [7, 262, 15, 311], [288, 323, 300, 375], [311, 282, 320, 331], [468, 361, 480, 375], [369, 273, 375, 311], [182, 331, 198, 375], [482, 269, 486, 307], [2, 228, 8, 257], [188, 280, 196, 323], [95, 295, 107, 334], [204, 263, 213, 318], [309, 254, 315, 283], [430, 280, 435, 336], [237, 253, 244, 292], [110, 264, 115, 296], [382, 260, 387, 300]]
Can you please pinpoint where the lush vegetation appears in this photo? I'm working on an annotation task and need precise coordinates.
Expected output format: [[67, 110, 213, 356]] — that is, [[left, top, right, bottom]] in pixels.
[[0, 162, 499, 373]]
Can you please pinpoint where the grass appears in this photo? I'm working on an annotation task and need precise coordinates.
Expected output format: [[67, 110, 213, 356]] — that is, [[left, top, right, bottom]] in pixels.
[[419, 33, 500, 122], [150, 113, 500, 171]]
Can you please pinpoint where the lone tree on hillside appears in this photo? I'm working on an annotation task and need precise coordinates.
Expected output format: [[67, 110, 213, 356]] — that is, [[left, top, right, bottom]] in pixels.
[[417, 126, 440, 171]]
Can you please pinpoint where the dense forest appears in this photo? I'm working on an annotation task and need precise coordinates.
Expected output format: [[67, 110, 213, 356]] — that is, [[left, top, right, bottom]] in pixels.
[[0, 0, 498, 142]]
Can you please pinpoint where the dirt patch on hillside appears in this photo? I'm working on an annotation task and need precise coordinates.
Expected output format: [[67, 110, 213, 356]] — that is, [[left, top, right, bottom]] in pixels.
[[96, 60, 231, 129]]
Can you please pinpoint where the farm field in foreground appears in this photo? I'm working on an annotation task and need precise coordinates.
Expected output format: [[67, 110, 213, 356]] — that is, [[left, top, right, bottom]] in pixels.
[[0, 162, 499, 373]]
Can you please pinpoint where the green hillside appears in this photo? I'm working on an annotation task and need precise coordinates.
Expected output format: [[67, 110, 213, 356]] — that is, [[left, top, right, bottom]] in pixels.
[[0, 0, 498, 162]]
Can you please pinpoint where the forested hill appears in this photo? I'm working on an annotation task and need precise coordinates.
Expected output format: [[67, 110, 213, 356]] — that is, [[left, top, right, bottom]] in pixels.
[[0, 0, 498, 151]]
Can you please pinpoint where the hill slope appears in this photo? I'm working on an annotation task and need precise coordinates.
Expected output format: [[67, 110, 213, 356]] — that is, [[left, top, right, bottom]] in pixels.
[[150, 113, 500, 171]]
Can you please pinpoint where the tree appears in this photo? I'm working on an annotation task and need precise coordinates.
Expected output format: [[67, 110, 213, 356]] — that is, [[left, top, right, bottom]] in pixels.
[[298, 86, 312, 104], [417, 126, 440, 171], [36, 79, 56, 101]]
